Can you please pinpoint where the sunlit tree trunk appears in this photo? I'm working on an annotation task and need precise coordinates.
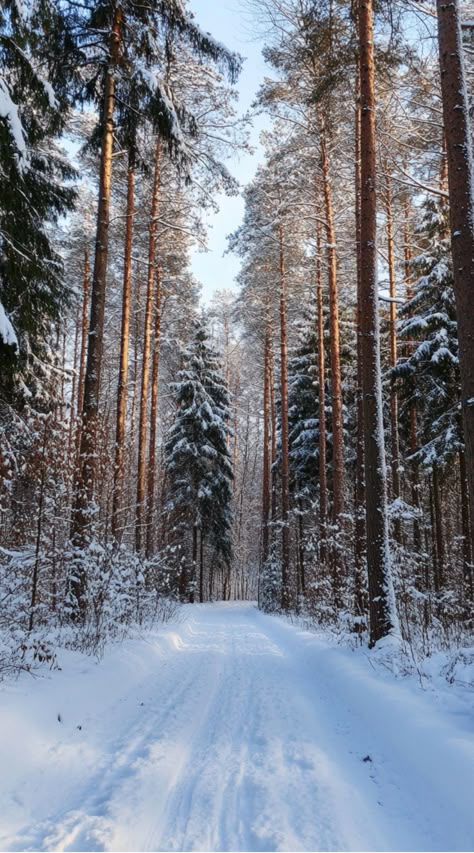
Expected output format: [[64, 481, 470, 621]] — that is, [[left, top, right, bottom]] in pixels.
[[146, 265, 163, 557], [359, 0, 397, 645], [112, 154, 135, 540], [261, 323, 271, 569], [385, 172, 401, 541], [136, 137, 161, 553], [437, 0, 474, 560], [71, 7, 122, 610], [316, 222, 327, 565], [75, 247, 90, 458], [278, 223, 290, 609], [320, 129, 344, 522]]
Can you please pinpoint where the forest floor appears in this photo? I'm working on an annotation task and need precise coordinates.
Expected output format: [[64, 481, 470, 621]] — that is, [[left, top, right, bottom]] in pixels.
[[0, 602, 473, 853]]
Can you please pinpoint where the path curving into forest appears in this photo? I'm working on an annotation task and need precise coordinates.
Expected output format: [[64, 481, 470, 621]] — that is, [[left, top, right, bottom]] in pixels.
[[1, 602, 473, 852]]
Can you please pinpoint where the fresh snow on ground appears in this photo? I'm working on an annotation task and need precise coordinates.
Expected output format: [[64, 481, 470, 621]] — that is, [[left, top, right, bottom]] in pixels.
[[1, 602, 473, 852]]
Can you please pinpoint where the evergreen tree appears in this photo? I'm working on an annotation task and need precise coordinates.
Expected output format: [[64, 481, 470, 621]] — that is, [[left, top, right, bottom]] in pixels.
[[287, 313, 323, 505], [395, 199, 461, 466], [0, 0, 77, 403], [164, 319, 233, 601]]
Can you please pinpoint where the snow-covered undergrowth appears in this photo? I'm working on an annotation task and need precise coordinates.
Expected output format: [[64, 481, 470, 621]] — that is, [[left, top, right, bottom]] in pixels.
[[284, 605, 474, 705], [0, 544, 178, 680]]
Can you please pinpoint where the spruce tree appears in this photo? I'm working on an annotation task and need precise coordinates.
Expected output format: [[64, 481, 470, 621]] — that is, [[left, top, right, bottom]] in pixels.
[[287, 316, 320, 505], [395, 199, 461, 466], [0, 0, 77, 403], [164, 319, 233, 601]]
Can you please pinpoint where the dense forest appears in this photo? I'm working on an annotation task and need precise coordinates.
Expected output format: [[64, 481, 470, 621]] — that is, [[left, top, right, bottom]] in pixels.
[[1, 0, 474, 674]]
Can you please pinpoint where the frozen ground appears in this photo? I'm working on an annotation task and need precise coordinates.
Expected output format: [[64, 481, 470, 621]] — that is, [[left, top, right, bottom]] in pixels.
[[1, 602, 473, 852]]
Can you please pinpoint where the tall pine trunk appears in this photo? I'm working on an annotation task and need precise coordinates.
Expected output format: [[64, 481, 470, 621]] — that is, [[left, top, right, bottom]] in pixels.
[[459, 449, 473, 601], [71, 7, 122, 609], [261, 324, 271, 568], [269, 331, 277, 524], [316, 222, 327, 564], [359, 0, 398, 645], [354, 90, 366, 617], [135, 137, 161, 553], [385, 173, 401, 541], [75, 247, 90, 457], [146, 265, 163, 557], [112, 154, 135, 540], [320, 130, 344, 524], [278, 223, 290, 609], [437, 0, 474, 561]]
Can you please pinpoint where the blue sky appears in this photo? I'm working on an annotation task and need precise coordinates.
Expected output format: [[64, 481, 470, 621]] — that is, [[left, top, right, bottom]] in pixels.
[[187, 0, 268, 302]]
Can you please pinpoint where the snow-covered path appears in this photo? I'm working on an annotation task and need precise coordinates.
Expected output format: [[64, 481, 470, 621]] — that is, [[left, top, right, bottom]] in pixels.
[[1, 602, 474, 852]]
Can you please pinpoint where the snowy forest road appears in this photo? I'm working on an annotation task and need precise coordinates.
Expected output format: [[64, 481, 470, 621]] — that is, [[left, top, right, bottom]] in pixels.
[[1, 602, 474, 852]]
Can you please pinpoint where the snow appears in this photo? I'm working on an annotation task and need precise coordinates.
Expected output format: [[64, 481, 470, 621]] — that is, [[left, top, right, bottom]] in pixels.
[[1, 602, 474, 852], [0, 300, 18, 348], [0, 78, 27, 166]]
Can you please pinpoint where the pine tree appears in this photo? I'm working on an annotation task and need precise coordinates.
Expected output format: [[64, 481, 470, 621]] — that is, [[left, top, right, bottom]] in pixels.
[[164, 319, 233, 601], [71, 0, 242, 606]]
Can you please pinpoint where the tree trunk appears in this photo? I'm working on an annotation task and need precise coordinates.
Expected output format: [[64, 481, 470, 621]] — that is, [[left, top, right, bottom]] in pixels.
[[432, 463, 445, 592], [385, 172, 401, 541], [75, 247, 90, 458], [146, 264, 163, 557], [29, 419, 48, 632], [354, 89, 366, 618], [199, 530, 204, 603], [135, 137, 161, 553], [316, 222, 327, 564], [269, 331, 277, 524], [358, 0, 398, 645], [279, 223, 290, 610], [190, 522, 197, 603], [69, 302, 81, 461], [437, 0, 474, 561], [320, 129, 345, 524], [72, 6, 122, 565], [459, 448, 473, 601], [112, 154, 135, 540], [261, 324, 271, 567], [298, 497, 305, 596]]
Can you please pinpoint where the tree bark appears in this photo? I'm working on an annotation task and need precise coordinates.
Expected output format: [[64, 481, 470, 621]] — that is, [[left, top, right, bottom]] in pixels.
[[146, 264, 163, 557], [261, 324, 271, 567], [459, 448, 473, 601], [432, 463, 445, 592], [278, 223, 290, 609], [135, 137, 161, 553], [69, 301, 81, 461], [112, 154, 135, 540], [358, 0, 398, 645], [437, 0, 474, 561], [354, 90, 366, 618], [75, 247, 90, 458], [199, 530, 204, 603], [385, 173, 401, 543], [269, 330, 277, 524], [320, 130, 345, 524], [190, 522, 197, 603], [71, 6, 122, 607], [316, 222, 327, 564]]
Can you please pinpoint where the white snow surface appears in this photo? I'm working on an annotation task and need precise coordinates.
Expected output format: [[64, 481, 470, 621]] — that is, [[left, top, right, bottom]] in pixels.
[[0, 300, 18, 348], [1, 602, 473, 852]]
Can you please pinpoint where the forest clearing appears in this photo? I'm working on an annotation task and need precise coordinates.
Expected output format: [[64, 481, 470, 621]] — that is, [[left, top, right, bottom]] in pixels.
[[1, 0, 474, 849]]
